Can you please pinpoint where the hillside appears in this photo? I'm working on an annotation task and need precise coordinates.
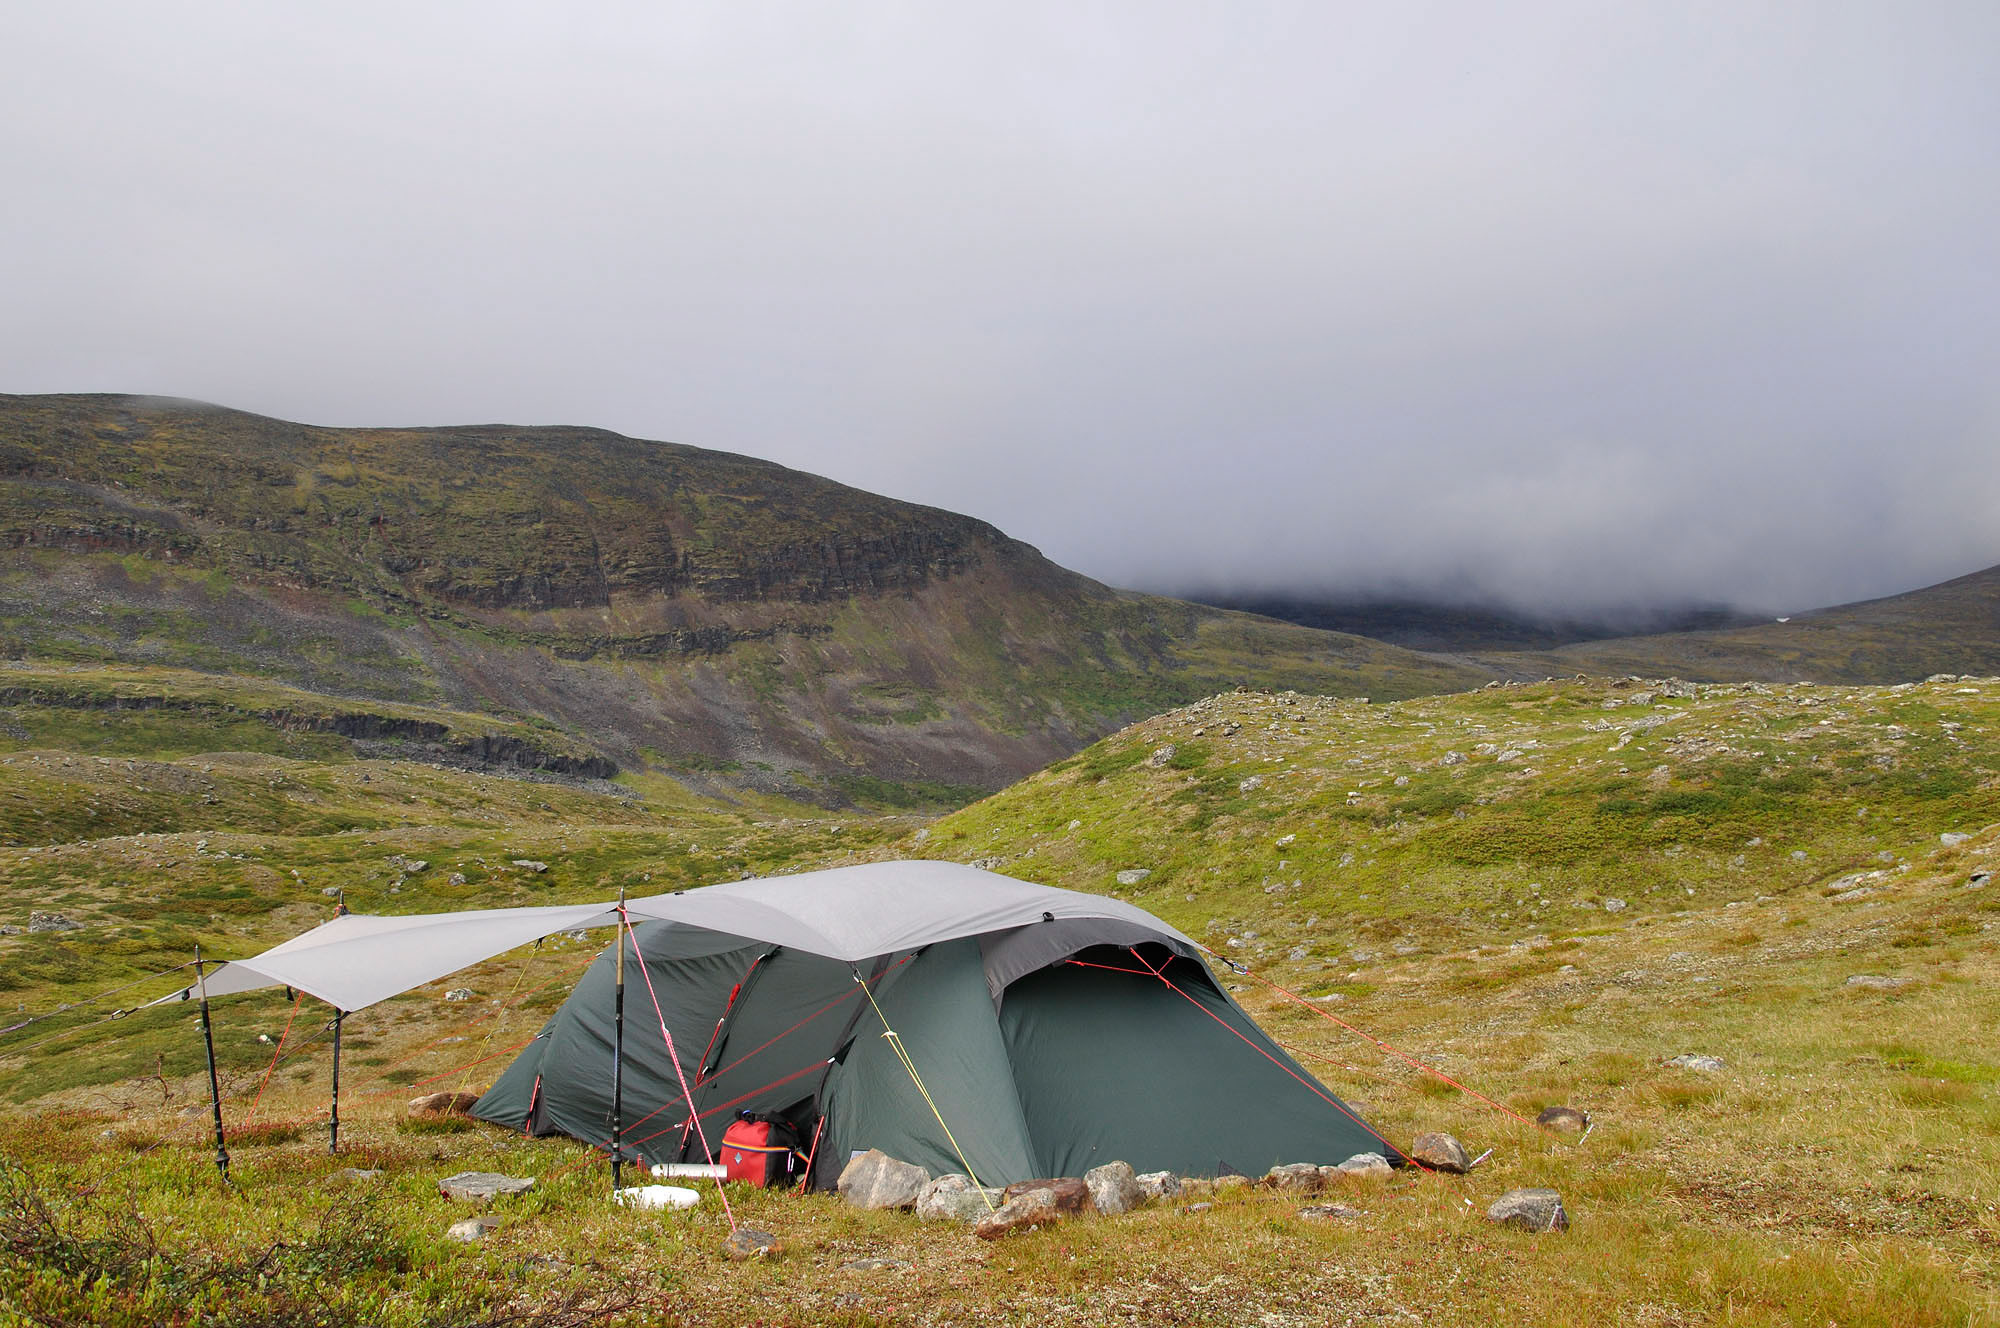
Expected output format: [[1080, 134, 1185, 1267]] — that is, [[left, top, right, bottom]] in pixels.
[[0, 393, 1490, 803], [1476, 562, 2000, 685], [1, 674, 1994, 1323]]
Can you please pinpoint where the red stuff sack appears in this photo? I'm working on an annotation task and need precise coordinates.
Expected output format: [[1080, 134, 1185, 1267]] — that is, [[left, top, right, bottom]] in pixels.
[[720, 1113, 802, 1186]]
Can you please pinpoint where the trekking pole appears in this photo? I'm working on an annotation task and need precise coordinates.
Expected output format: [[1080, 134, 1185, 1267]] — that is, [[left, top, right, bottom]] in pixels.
[[611, 889, 626, 1192], [194, 946, 231, 1183]]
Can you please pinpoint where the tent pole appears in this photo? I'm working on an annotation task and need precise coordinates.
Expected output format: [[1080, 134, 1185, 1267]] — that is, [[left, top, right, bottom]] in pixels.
[[193, 946, 230, 1183], [611, 890, 626, 1192], [328, 1009, 345, 1154]]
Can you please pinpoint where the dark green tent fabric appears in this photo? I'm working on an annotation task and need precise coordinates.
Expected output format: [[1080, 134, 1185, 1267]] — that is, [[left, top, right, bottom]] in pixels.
[[999, 950, 1399, 1176], [476, 924, 1402, 1185], [816, 938, 1038, 1187]]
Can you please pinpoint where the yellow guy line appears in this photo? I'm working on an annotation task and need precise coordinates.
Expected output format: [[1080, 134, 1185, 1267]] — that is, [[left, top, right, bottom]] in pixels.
[[855, 973, 999, 1215]]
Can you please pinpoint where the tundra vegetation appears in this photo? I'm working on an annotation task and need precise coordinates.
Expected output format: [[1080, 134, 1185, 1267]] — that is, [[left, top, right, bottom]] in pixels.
[[1, 669, 1997, 1325]]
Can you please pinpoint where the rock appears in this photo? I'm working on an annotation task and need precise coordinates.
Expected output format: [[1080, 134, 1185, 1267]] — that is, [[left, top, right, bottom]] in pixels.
[[1440, 751, 1466, 766], [27, 912, 82, 933], [1238, 776, 1263, 793], [448, 872, 467, 886], [1602, 898, 1627, 913], [1264, 1162, 1325, 1192], [1003, 1176, 1090, 1214], [1212, 1173, 1251, 1192], [1534, 1106, 1590, 1134], [724, 1228, 780, 1261], [1134, 1170, 1182, 1202], [1275, 833, 1296, 846], [1115, 869, 1151, 886], [1331, 1153, 1392, 1181], [443, 988, 475, 1002], [1970, 871, 1990, 889], [1409, 1132, 1471, 1174], [512, 859, 549, 873], [1146, 745, 1177, 768], [975, 1187, 1065, 1239], [439, 1172, 536, 1202], [1486, 1187, 1569, 1233], [1085, 1161, 1144, 1215], [914, 1174, 1003, 1222], [1299, 1203, 1362, 1220], [446, 1216, 500, 1242], [1182, 1201, 1214, 1214], [1665, 1054, 1726, 1073], [335, 1168, 383, 1183], [841, 1257, 912, 1273], [837, 1150, 929, 1210], [409, 1090, 480, 1115], [1940, 832, 1970, 847], [1845, 974, 1912, 990], [389, 856, 429, 873]]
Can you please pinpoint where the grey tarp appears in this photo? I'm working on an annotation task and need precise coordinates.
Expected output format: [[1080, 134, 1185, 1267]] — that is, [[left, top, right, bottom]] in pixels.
[[162, 861, 1198, 1012]]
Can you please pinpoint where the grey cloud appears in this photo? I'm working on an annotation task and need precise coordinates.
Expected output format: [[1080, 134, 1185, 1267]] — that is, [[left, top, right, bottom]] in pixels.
[[2, 2, 1995, 617]]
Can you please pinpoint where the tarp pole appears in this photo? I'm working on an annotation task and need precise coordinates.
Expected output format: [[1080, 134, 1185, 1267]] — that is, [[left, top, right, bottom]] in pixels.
[[328, 1009, 345, 1153], [326, 892, 350, 1152], [610, 891, 626, 1191], [193, 945, 230, 1183]]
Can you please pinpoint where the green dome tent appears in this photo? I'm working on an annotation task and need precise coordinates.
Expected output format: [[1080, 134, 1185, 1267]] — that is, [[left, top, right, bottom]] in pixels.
[[472, 862, 1401, 1186]]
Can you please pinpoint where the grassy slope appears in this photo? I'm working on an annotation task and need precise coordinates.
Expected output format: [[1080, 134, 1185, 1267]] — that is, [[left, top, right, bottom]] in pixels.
[[0, 394, 1491, 797], [2, 677, 1997, 1323], [1477, 562, 2000, 685]]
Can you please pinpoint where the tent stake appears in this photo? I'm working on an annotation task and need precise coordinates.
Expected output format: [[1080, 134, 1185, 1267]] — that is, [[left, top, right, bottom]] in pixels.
[[193, 946, 230, 1184], [328, 1009, 345, 1153], [611, 890, 626, 1191]]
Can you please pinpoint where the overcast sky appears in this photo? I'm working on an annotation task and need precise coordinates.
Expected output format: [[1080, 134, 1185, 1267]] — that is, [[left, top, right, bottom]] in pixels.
[[4, 3, 1996, 615]]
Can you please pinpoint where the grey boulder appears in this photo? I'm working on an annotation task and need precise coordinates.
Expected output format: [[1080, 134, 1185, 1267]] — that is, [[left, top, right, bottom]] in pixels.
[[914, 1173, 1004, 1222], [837, 1149, 929, 1211], [1330, 1152, 1392, 1181], [1264, 1162, 1325, 1192], [439, 1172, 535, 1202], [1410, 1132, 1471, 1174], [975, 1187, 1065, 1240], [1135, 1170, 1182, 1202], [1487, 1187, 1569, 1233], [1534, 1105, 1590, 1133], [724, 1228, 781, 1260], [1085, 1161, 1144, 1216]]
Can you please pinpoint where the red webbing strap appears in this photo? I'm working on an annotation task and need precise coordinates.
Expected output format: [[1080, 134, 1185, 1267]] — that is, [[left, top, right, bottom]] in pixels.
[[1276, 1039, 1406, 1089], [612, 980, 874, 1149], [242, 988, 305, 1126], [1217, 951, 1547, 1133], [624, 1059, 826, 1152], [1117, 948, 1402, 1159], [623, 914, 738, 1234], [396, 1037, 539, 1090], [340, 952, 597, 1096], [795, 1116, 826, 1194], [681, 948, 775, 1151]]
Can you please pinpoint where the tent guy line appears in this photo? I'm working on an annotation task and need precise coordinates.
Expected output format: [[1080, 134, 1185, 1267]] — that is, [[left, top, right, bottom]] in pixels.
[[36, 861, 1539, 1195]]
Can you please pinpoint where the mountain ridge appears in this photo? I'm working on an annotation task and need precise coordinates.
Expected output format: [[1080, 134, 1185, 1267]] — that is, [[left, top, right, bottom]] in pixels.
[[0, 393, 1491, 801]]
